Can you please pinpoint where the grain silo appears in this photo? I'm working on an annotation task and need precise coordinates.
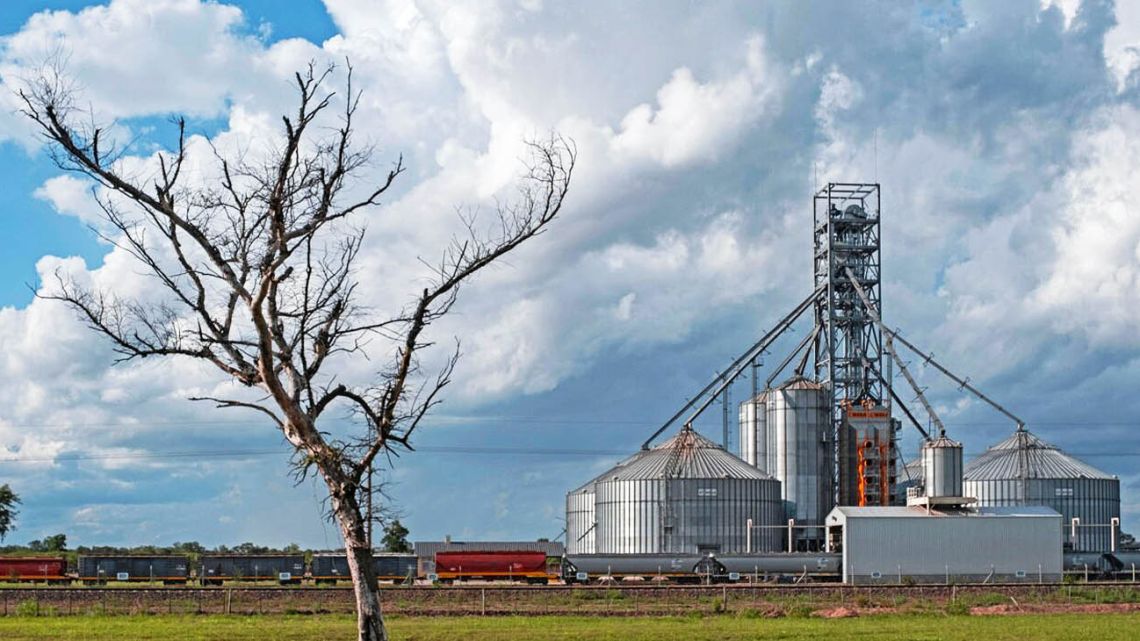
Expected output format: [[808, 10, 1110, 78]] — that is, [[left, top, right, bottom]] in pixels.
[[565, 480, 598, 555], [963, 428, 1120, 552], [921, 436, 964, 499], [572, 428, 783, 555], [764, 378, 832, 546], [565, 448, 653, 555], [737, 390, 768, 469]]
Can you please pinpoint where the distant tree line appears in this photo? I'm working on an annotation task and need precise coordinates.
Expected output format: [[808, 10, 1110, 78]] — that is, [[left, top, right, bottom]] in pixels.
[[0, 520, 413, 560]]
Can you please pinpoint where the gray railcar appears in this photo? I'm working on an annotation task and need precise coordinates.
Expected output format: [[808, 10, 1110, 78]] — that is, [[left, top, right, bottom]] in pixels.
[[563, 553, 705, 582], [714, 552, 841, 579], [198, 554, 305, 584], [78, 555, 189, 584], [310, 553, 417, 584]]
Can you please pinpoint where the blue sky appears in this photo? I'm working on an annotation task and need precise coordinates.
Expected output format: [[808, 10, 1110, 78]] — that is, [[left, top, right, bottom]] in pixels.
[[0, 0, 1139, 550], [0, 0, 338, 305]]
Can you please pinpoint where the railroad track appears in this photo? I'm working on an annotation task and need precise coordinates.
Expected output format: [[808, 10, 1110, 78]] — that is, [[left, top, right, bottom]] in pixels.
[[0, 580, 1136, 592]]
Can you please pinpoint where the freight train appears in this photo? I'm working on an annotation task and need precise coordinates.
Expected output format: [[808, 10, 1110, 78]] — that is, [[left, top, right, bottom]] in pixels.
[[561, 551, 1140, 584], [0, 550, 557, 585], [2, 548, 1136, 586]]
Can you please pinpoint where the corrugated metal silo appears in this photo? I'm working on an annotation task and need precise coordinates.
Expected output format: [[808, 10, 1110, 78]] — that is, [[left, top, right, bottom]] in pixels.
[[565, 450, 650, 555], [765, 377, 831, 544], [566, 482, 597, 555], [921, 436, 963, 498], [737, 391, 768, 469], [963, 428, 1120, 552], [585, 428, 782, 554]]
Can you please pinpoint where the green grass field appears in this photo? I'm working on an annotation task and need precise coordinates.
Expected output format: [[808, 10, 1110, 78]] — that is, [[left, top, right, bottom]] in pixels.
[[0, 613, 1136, 641]]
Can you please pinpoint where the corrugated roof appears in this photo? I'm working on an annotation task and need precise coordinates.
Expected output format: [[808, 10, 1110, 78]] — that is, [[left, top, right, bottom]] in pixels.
[[963, 429, 1115, 481], [924, 436, 962, 449], [597, 429, 775, 482], [569, 450, 648, 494], [773, 376, 825, 391], [830, 505, 1060, 519], [413, 541, 564, 557]]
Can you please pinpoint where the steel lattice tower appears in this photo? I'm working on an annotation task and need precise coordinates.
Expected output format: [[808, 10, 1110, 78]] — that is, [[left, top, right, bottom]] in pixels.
[[811, 183, 886, 505]]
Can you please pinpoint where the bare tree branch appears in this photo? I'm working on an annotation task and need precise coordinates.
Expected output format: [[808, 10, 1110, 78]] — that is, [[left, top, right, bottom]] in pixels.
[[19, 59, 574, 641]]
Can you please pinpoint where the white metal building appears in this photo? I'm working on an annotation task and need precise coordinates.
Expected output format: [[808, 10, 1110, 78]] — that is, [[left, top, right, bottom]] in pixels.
[[826, 505, 1062, 584]]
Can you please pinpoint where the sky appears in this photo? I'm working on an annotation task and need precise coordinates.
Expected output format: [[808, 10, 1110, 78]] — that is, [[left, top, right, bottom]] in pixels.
[[0, 0, 1139, 550]]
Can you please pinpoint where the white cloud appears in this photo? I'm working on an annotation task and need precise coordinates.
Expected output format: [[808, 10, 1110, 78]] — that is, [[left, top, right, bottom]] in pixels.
[[611, 37, 779, 168], [1033, 104, 1140, 345], [1104, 0, 1140, 90], [0, 0, 260, 119], [1040, 0, 1082, 29]]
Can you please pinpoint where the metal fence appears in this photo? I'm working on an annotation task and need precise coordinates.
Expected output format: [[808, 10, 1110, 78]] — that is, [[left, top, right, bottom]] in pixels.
[[0, 583, 1137, 617]]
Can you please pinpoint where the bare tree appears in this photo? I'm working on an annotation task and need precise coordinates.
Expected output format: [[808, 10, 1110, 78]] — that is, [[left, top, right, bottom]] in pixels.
[[17, 63, 573, 641]]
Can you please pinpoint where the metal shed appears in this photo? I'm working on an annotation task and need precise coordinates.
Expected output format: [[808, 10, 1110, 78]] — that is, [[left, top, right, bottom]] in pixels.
[[826, 505, 1062, 584]]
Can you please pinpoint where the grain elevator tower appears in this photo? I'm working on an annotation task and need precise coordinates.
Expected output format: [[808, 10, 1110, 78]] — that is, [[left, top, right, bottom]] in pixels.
[[811, 183, 898, 506]]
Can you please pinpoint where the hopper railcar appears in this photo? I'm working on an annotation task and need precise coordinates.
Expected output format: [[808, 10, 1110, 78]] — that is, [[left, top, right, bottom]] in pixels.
[[78, 555, 189, 584], [0, 556, 68, 584], [434, 550, 554, 584], [562, 553, 843, 584], [310, 552, 418, 585], [198, 554, 305, 585]]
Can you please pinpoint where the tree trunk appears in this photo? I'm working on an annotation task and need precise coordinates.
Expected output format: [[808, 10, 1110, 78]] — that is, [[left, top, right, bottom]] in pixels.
[[331, 486, 387, 641]]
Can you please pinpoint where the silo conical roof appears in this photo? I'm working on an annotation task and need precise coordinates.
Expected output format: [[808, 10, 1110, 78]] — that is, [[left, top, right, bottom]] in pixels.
[[569, 449, 646, 494], [773, 376, 825, 391], [964, 429, 1115, 481], [600, 428, 775, 481]]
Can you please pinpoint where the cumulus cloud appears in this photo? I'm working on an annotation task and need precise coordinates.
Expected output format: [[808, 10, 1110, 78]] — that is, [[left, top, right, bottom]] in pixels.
[[0, 0, 260, 119], [1105, 0, 1140, 88], [1033, 104, 1140, 345], [610, 36, 779, 167]]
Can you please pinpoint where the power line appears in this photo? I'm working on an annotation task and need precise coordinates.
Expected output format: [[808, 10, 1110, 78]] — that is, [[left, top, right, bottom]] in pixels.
[[4, 415, 1140, 428], [1, 445, 1139, 465], [0, 445, 634, 465]]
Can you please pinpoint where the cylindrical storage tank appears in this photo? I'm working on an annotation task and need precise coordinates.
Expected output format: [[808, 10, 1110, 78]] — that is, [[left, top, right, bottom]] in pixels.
[[738, 392, 768, 469], [922, 436, 963, 498], [566, 482, 597, 555], [963, 429, 1121, 552], [765, 378, 831, 545], [588, 429, 782, 555], [565, 450, 648, 555]]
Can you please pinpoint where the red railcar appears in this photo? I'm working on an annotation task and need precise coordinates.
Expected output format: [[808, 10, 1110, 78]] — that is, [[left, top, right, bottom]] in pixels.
[[0, 556, 68, 583], [434, 550, 552, 583]]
